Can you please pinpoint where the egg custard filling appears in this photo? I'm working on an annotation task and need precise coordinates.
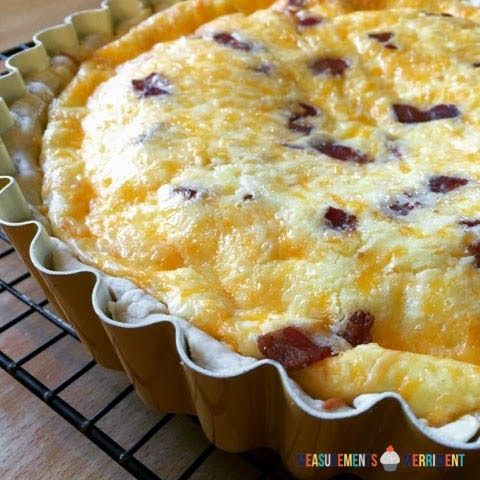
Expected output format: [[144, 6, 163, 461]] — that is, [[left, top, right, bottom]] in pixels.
[[41, 0, 480, 426]]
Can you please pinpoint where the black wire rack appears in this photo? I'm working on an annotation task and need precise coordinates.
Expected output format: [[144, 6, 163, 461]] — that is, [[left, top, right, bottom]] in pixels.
[[0, 41, 36, 73]]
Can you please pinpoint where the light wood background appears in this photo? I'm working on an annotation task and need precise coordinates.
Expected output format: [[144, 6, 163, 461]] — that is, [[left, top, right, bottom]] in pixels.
[[0, 2, 286, 478], [0, 0, 100, 51]]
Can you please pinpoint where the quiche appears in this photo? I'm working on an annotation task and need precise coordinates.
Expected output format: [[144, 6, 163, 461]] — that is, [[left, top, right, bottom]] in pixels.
[[40, 0, 480, 426]]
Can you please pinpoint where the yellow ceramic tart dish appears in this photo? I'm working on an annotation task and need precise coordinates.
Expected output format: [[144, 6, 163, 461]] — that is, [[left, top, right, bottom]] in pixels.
[[41, 0, 480, 427]]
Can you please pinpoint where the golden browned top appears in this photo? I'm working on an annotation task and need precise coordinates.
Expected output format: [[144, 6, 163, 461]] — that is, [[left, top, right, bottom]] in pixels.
[[41, 0, 480, 424]]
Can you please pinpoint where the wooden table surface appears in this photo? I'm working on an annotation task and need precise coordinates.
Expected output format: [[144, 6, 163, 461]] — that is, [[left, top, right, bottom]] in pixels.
[[0, 0, 99, 51], [0, 2, 287, 479]]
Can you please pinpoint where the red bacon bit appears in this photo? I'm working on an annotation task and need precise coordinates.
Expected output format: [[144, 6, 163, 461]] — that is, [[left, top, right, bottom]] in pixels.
[[369, 33, 398, 50], [257, 326, 335, 370], [324, 206, 357, 231], [393, 104, 460, 123], [213, 32, 252, 51], [297, 102, 318, 117], [428, 175, 468, 193], [132, 73, 170, 97], [297, 13, 323, 27], [288, 102, 318, 135], [323, 398, 348, 411], [310, 57, 349, 76], [341, 310, 374, 347], [468, 242, 480, 268], [428, 104, 460, 119], [288, 122, 313, 134], [311, 140, 370, 164], [460, 219, 480, 228], [368, 32, 393, 43], [173, 187, 198, 200]]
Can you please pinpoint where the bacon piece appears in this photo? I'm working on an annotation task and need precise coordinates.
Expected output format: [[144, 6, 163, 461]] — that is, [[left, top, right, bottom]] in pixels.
[[324, 206, 357, 231], [393, 104, 460, 123], [297, 102, 317, 117], [428, 175, 468, 193], [213, 32, 252, 51], [132, 73, 170, 97], [311, 140, 370, 164], [257, 326, 335, 370], [460, 219, 480, 228], [297, 13, 323, 27], [288, 102, 318, 134], [288, 122, 313, 134], [173, 187, 198, 200], [341, 310, 374, 347], [242, 193, 254, 201], [468, 242, 480, 268], [428, 104, 461, 120], [368, 32, 393, 43], [368, 32, 398, 49], [310, 58, 349, 76], [473, 63, 480, 68]]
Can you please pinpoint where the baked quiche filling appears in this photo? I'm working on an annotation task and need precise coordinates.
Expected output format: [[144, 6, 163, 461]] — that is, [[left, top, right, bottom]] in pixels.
[[41, 0, 480, 425]]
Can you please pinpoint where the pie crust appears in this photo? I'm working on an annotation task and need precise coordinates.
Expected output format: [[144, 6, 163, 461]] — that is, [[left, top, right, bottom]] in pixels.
[[6, 0, 480, 431]]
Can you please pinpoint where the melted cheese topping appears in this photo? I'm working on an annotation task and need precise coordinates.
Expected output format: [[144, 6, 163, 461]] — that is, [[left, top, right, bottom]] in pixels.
[[272, 0, 480, 22], [41, 0, 480, 424]]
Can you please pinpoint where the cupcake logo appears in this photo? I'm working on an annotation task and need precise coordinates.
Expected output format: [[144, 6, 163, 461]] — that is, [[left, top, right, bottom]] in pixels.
[[297, 446, 465, 470], [380, 445, 401, 472]]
